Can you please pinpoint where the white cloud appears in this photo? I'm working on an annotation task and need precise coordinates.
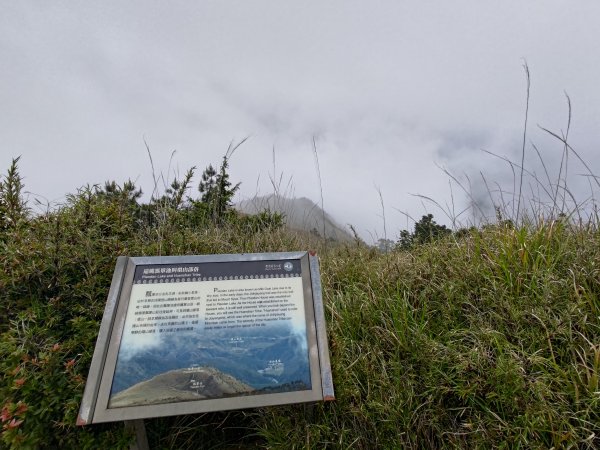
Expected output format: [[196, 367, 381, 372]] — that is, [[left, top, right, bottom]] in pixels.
[[1, 1, 600, 239]]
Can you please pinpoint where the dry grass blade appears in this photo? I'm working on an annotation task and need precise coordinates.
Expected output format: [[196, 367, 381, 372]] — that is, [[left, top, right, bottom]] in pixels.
[[312, 136, 327, 242], [539, 126, 600, 190], [517, 61, 531, 223]]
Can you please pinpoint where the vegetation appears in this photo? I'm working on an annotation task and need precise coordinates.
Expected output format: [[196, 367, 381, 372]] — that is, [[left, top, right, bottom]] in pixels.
[[396, 213, 452, 250], [1, 153, 599, 449]]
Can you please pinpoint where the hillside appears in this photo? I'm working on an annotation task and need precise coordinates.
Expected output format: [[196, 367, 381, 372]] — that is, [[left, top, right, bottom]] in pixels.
[[236, 194, 354, 242], [1, 159, 599, 449]]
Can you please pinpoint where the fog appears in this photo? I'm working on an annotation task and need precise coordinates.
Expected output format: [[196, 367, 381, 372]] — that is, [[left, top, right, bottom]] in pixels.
[[2, 1, 600, 241]]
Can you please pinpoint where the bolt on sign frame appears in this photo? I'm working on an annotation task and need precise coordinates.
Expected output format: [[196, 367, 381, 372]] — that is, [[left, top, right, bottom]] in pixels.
[[78, 251, 334, 425]]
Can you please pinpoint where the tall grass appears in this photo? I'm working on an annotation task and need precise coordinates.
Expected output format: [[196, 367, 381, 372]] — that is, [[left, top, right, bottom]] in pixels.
[[276, 222, 599, 448]]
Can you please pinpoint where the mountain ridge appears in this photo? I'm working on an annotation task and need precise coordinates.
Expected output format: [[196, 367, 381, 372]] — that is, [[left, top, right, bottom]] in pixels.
[[235, 194, 353, 242]]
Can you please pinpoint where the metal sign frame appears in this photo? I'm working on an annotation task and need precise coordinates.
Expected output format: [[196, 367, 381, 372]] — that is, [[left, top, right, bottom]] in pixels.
[[78, 251, 333, 425]]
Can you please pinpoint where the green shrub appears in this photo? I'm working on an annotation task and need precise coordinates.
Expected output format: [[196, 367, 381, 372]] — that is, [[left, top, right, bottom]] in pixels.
[[1, 157, 599, 449]]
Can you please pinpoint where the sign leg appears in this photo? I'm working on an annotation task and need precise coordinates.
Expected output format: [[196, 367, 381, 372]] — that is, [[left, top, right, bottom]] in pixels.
[[126, 419, 149, 450]]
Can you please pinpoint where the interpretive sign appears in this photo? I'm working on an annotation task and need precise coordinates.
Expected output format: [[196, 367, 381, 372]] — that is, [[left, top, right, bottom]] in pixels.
[[78, 252, 333, 425]]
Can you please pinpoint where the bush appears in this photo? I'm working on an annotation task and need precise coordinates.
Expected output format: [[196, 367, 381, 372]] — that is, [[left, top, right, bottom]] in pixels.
[[1, 158, 599, 448]]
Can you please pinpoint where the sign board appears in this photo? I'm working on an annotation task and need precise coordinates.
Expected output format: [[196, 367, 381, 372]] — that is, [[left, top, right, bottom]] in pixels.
[[78, 251, 334, 425]]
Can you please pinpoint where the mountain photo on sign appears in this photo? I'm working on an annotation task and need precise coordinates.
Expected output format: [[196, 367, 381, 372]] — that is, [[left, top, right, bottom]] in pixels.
[[108, 263, 311, 408]]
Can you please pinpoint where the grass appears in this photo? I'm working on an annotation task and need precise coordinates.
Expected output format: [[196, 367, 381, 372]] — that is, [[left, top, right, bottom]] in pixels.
[[309, 223, 599, 448], [0, 151, 599, 448]]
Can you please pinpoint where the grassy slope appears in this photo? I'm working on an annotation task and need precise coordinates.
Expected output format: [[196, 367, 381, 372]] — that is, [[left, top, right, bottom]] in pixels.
[[1, 183, 599, 448], [285, 223, 600, 449]]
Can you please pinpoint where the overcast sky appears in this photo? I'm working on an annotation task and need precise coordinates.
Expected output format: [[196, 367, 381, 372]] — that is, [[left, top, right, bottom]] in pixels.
[[2, 1, 600, 241]]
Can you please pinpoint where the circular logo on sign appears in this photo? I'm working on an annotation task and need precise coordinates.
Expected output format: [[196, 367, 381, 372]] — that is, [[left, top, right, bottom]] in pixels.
[[283, 262, 293, 272]]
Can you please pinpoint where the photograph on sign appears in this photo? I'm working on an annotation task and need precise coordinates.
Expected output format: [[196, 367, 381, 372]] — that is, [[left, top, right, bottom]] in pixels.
[[109, 261, 310, 407], [78, 252, 333, 424]]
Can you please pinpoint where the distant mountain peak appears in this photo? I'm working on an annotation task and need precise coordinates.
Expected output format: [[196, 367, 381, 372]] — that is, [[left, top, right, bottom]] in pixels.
[[235, 194, 353, 242]]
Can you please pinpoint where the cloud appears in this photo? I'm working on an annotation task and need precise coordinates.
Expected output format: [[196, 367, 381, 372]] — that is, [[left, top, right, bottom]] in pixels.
[[1, 1, 600, 239]]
